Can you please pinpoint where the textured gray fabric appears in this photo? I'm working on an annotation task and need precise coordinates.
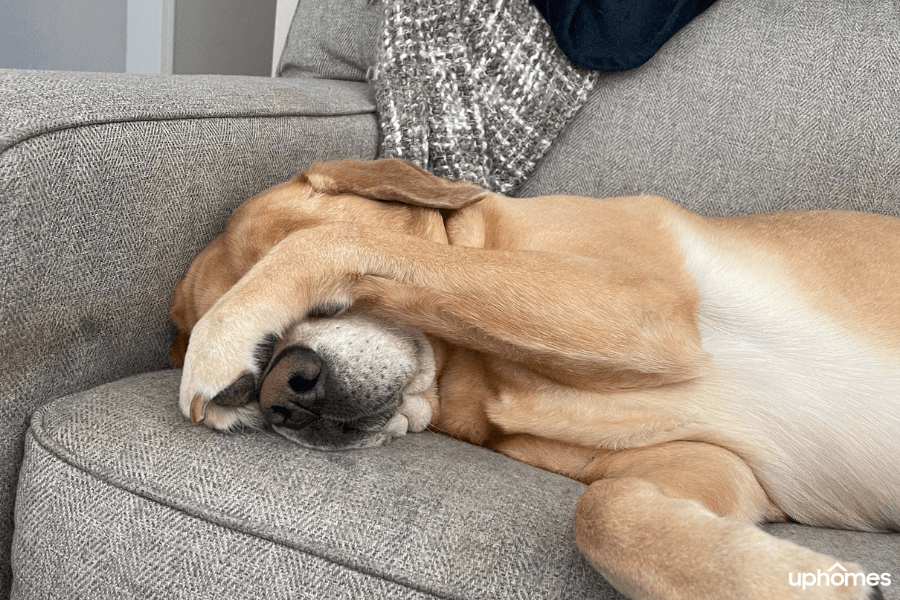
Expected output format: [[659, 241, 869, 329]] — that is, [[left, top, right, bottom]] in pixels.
[[761, 524, 899, 594], [1, 69, 378, 596], [0, 69, 376, 153], [13, 370, 619, 599], [373, 0, 597, 194], [518, 0, 900, 216], [13, 372, 899, 598], [13, 439, 436, 600], [277, 0, 383, 81]]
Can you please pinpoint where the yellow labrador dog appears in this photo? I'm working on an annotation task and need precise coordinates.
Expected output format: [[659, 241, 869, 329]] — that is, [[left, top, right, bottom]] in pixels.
[[171, 158, 898, 600]]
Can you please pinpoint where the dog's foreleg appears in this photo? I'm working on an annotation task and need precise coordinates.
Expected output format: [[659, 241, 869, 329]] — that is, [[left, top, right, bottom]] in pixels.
[[181, 222, 703, 421], [574, 442, 881, 600], [353, 248, 704, 389]]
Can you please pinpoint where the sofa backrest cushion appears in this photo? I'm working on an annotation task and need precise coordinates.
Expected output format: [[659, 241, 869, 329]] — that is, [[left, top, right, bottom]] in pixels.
[[518, 0, 900, 217], [277, 0, 382, 80]]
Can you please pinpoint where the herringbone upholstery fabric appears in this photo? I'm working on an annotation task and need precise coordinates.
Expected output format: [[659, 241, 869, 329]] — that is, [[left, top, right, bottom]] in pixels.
[[12, 371, 618, 599], [0, 69, 378, 595], [14, 372, 900, 598], [517, 0, 900, 216], [1, 70, 377, 153]]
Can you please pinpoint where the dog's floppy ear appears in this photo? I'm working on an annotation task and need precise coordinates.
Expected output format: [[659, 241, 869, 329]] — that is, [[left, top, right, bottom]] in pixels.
[[300, 159, 489, 209]]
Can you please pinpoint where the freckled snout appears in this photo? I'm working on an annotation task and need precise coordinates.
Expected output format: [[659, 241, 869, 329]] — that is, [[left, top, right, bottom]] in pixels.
[[258, 341, 408, 449], [206, 311, 435, 450]]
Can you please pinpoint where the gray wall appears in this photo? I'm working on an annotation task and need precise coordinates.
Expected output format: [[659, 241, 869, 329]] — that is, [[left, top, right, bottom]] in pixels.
[[0, 0, 277, 76], [174, 0, 276, 76], [0, 0, 127, 72]]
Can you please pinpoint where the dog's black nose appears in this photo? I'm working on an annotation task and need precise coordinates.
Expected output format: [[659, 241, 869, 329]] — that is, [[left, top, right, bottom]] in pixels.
[[259, 347, 326, 426]]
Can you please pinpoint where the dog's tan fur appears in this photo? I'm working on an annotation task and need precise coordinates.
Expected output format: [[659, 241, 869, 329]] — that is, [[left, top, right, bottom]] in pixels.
[[171, 159, 898, 600]]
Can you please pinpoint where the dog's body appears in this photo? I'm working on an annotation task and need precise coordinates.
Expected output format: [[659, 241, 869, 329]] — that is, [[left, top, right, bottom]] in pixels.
[[171, 159, 899, 600]]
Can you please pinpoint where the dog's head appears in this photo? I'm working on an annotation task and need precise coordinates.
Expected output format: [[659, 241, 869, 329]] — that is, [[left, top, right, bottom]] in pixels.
[[170, 159, 486, 449], [240, 309, 438, 451]]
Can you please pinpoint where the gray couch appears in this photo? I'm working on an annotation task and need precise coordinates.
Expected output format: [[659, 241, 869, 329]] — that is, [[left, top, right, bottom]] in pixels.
[[2, 0, 898, 598]]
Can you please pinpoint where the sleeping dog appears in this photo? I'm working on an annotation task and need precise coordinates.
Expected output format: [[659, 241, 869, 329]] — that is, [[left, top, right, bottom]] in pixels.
[[170, 158, 898, 600]]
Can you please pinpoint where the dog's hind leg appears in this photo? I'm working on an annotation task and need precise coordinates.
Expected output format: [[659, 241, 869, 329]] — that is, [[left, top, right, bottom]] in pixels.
[[574, 442, 881, 600]]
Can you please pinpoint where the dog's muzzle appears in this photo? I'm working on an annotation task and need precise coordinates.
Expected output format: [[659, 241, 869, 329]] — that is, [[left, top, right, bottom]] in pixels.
[[205, 311, 434, 450], [258, 344, 404, 449]]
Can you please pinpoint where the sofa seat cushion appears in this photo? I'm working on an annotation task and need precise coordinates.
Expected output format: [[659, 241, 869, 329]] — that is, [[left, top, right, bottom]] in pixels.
[[12, 370, 899, 599], [11, 370, 614, 599]]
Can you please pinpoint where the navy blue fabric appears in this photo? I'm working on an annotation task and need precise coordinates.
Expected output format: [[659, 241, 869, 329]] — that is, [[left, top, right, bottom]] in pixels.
[[531, 0, 717, 71]]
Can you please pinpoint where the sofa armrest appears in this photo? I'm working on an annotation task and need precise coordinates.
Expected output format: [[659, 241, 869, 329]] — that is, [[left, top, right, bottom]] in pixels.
[[1, 69, 376, 152], [0, 68, 377, 595]]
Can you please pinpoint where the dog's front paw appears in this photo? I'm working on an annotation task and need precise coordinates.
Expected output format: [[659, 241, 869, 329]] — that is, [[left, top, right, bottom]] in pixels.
[[394, 330, 437, 433], [397, 389, 434, 433], [379, 389, 434, 440], [178, 312, 276, 431]]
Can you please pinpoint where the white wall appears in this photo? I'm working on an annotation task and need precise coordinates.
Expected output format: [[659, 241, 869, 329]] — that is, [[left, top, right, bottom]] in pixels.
[[272, 0, 301, 75], [173, 0, 277, 76], [126, 0, 175, 74]]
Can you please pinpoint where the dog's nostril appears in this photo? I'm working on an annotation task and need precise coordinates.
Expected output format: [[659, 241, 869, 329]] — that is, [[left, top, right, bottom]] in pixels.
[[259, 346, 325, 420], [287, 357, 321, 394], [288, 373, 319, 394]]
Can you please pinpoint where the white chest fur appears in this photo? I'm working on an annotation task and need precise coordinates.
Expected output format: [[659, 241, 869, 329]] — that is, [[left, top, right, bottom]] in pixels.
[[673, 218, 900, 531]]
